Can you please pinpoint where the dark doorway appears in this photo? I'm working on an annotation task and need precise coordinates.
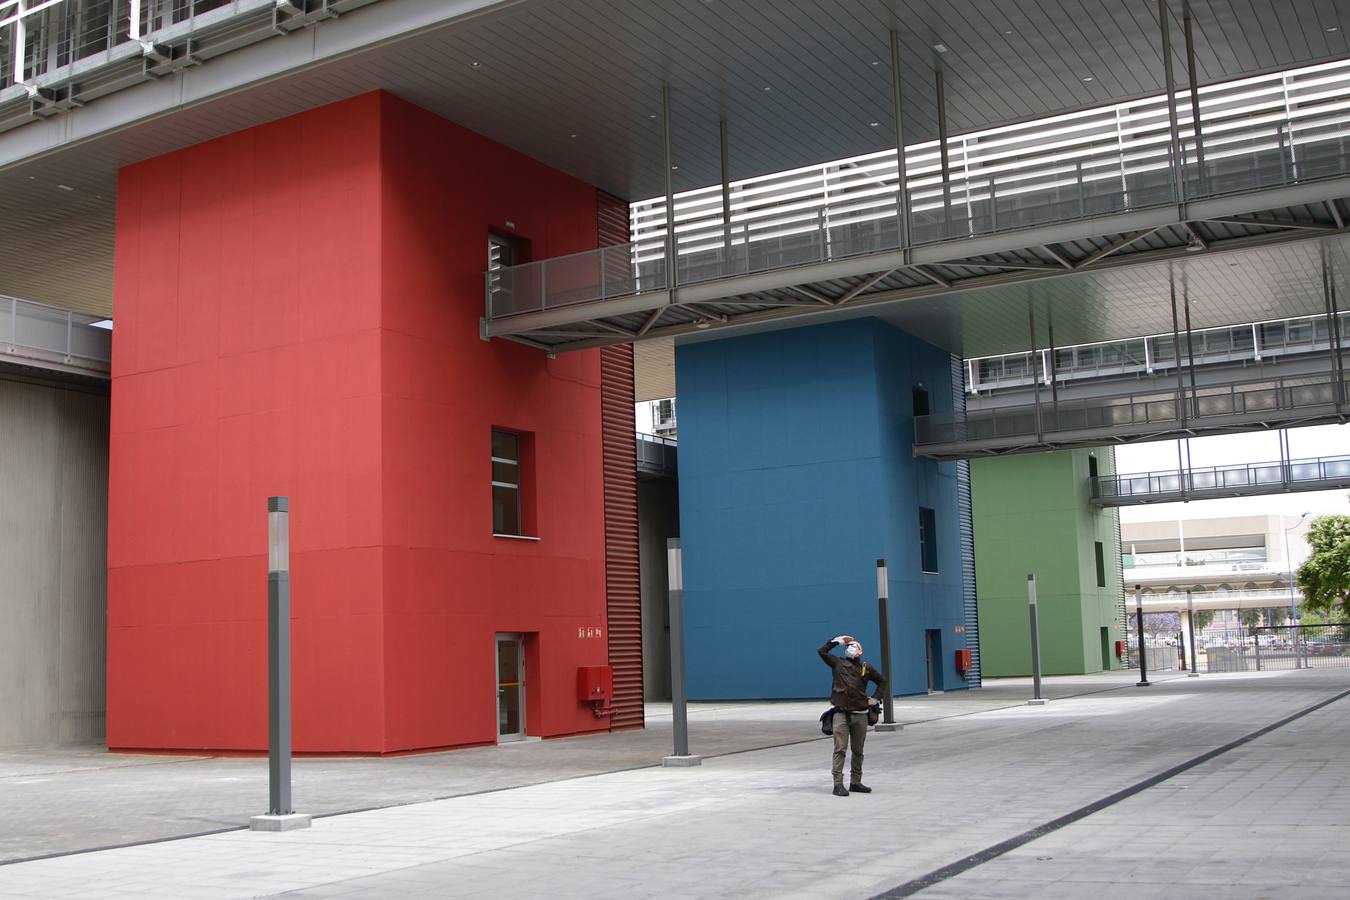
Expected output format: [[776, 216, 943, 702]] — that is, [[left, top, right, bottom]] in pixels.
[[925, 629, 943, 692]]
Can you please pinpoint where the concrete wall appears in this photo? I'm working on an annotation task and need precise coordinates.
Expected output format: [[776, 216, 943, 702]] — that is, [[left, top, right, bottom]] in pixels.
[[0, 376, 108, 748], [675, 318, 969, 699], [638, 479, 678, 701], [972, 448, 1124, 676]]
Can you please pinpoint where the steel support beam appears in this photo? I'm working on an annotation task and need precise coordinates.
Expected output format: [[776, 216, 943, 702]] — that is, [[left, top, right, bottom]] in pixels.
[[1159, 0, 1187, 211], [1183, 2, 1206, 194], [889, 28, 911, 256], [662, 84, 677, 299]]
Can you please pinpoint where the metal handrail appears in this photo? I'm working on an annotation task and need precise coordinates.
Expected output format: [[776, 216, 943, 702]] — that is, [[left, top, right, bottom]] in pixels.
[[970, 311, 1347, 393], [1094, 453, 1350, 500], [1, 293, 112, 374], [488, 57, 1350, 320], [915, 372, 1350, 447]]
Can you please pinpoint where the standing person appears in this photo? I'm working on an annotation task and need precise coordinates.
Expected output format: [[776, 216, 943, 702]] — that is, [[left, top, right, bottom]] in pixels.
[[818, 634, 887, 796]]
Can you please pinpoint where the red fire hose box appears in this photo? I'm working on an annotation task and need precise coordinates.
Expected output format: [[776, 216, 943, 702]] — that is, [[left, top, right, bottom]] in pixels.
[[954, 648, 972, 671], [1115, 640, 1126, 657], [576, 665, 613, 703]]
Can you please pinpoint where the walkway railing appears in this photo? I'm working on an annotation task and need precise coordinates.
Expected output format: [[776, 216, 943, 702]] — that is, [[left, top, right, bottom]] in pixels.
[[969, 311, 1350, 394], [915, 372, 1350, 455], [1094, 453, 1350, 505], [1, 294, 111, 376], [488, 57, 1350, 319], [636, 431, 677, 477]]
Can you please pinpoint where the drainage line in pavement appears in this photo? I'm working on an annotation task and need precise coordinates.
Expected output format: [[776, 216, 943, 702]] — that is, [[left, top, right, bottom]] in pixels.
[[872, 686, 1350, 899]]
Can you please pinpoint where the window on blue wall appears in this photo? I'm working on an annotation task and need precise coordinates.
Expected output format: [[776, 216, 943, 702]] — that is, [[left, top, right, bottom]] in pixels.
[[919, 507, 938, 573]]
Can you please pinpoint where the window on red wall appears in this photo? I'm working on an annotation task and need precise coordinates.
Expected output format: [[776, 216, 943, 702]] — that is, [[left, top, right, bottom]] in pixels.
[[492, 429, 536, 537]]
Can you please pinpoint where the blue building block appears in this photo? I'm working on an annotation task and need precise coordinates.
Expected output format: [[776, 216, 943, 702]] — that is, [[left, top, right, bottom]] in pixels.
[[675, 318, 968, 699]]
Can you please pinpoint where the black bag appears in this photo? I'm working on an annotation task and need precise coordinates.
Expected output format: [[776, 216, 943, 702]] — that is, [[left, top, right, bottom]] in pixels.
[[821, 705, 880, 732]]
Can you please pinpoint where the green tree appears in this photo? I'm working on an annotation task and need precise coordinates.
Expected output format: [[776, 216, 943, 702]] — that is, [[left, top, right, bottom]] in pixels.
[[1296, 515, 1350, 619], [1238, 607, 1263, 629], [1191, 608, 1216, 631]]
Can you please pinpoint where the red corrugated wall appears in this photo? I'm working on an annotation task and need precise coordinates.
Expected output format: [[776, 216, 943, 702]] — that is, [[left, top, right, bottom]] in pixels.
[[598, 190, 643, 729]]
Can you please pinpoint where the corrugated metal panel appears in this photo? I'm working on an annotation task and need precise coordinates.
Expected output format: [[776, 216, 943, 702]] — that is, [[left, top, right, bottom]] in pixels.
[[951, 353, 981, 687], [598, 190, 644, 729]]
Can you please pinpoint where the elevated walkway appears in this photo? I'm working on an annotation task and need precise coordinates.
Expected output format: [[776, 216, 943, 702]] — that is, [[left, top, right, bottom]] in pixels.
[[914, 371, 1349, 460], [636, 432, 677, 480], [1, 295, 110, 381], [1092, 453, 1350, 506], [967, 312, 1349, 406], [484, 59, 1350, 353]]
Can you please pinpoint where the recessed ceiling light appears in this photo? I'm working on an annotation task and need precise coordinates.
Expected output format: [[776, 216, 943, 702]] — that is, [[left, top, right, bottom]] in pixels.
[[671, 165, 679, 170], [1327, 25, 1339, 32], [570, 133, 577, 138], [1004, 30, 1014, 35], [870, 60, 880, 66], [469, 60, 481, 68], [869, 121, 880, 127], [933, 43, 949, 54], [57, 184, 75, 191], [1082, 75, 1094, 82], [648, 114, 657, 119], [763, 86, 772, 92]]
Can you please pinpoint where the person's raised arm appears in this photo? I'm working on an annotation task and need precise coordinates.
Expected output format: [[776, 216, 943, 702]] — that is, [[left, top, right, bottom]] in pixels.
[[818, 635, 849, 667]]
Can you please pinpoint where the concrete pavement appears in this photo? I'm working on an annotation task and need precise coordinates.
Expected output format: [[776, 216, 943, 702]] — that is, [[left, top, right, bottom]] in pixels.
[[0, 668, 1345, 898]]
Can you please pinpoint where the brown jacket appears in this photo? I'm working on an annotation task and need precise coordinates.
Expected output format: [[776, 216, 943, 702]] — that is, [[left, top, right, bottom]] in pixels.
[[818, 641, 887, 711]]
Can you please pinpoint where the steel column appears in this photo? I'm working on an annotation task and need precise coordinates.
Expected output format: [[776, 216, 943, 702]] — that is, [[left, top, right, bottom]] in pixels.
[[935, 61, 953, 236], [1169, 265, 1187, 426], [1182, 2, 1207, 194], [1324, 244, 1346, 407], [1028, 298, 1042, 441], [889, 28, 911, 254], [1046, 296, 1059, 407], [662, 85, 677, 296], [1182, 271, 1200, 418], [13, 1, 26, 85], [720, 117, 733, 271], [1158, 0, 1186, 208]]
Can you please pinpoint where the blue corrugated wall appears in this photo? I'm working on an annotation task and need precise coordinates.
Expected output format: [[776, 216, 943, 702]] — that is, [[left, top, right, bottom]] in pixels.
[[675, 318, 968, 699]]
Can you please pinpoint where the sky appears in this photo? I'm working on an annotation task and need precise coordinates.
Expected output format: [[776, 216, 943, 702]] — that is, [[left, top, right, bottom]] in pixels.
[[1114, 423, 1350, 524]]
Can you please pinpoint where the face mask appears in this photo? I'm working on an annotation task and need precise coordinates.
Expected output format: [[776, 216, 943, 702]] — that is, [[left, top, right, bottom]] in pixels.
[[846, 642, 862, 659]]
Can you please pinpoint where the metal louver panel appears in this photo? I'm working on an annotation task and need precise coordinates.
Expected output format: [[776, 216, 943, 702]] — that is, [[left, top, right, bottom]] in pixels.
[[951, 354, 981, 687], [598, 190, 644, 729]]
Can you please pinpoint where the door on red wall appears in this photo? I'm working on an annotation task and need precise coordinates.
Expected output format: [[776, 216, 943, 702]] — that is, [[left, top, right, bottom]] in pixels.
[[496, 634, 526, 742]]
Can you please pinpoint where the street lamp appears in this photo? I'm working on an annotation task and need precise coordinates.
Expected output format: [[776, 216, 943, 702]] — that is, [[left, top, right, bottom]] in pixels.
[[1283, 512, 1311, 668], [1283, 512, 1311, 623]]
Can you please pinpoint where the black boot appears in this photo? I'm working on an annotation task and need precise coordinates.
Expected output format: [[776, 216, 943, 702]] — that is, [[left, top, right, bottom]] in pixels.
[[832, 783, 849, 797], [848, 782, 872, 793]]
